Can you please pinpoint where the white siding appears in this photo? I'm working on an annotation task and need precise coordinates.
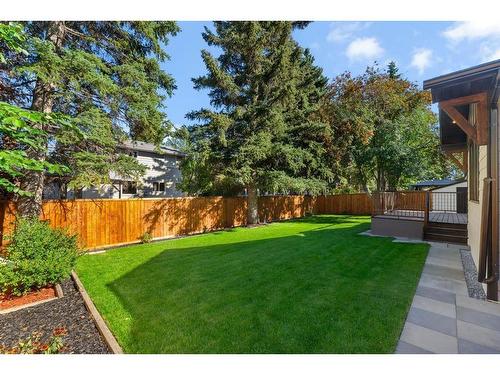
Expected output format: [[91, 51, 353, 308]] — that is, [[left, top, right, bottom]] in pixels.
[[432, 181, 467, 211], [43, 149, 185, 199]]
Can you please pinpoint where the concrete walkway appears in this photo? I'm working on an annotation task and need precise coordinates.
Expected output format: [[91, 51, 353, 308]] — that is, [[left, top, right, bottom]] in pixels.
[[396, 242, 500, 354]]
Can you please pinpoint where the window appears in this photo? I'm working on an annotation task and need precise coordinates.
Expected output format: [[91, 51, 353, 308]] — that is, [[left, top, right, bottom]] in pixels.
[[128, 151, 138, 158], [122, 181, 137, 195], [469, 141, 479, 201], [153, 182, 165, 192]]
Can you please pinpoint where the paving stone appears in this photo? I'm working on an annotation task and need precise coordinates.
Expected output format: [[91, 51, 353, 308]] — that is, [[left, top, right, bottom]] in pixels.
[[400, 322, 458, 354], [422, 263, 465, 282], [457, 306, 500, 332], [456, 295, 500, 317], [395, 340, 433, 354], [393, 238, 427, 244], [425, 256, 463, 271], [419, 273, 468, 296], [458, 339, 500, 354], [428, 242, 469, 251], [416, 285, 456, 304], [407, 307, 457, 336], [428, 247, 461, 261], [411, 295, 456, 319], [457, 320, 500, 350]]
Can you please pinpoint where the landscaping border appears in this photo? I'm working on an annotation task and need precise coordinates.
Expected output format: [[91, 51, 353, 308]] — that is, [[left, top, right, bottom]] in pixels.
[[71, 271, 123, 354], [0, 283, 64, 315]]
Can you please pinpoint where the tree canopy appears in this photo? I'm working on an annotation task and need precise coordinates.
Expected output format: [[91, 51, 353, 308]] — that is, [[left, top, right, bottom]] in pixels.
[[0, 21, 179, 216], [183, 22, 333, 223], [322, 64, 456, 192], [0, 23, 74, 197]]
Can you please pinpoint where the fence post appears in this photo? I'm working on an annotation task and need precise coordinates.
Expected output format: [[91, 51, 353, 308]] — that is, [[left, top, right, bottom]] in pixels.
[[424, 191, 430, 227]]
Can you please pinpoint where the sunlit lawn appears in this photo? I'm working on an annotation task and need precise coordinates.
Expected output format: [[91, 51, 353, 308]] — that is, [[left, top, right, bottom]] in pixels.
[[76, 215, 428, 353]]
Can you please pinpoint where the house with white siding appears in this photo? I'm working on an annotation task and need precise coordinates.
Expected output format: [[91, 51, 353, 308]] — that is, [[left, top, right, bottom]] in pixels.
[[43, 140, 186, 199]]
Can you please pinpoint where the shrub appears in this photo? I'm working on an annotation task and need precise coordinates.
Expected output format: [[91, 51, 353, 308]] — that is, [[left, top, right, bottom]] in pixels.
[[140, 232, 153, 244], [0, 217, 80, 296]]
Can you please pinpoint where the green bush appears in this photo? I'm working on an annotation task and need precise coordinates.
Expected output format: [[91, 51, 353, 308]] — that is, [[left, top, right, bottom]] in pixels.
[[0, 217, 80, 296], [140, 232, 153, 244]]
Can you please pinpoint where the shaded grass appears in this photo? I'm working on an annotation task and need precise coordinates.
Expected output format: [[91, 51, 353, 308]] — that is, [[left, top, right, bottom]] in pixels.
[[76, 215, 428, 353]]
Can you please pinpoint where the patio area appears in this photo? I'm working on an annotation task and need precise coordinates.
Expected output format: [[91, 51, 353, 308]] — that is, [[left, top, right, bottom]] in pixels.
[[396, 242, 500, 353]]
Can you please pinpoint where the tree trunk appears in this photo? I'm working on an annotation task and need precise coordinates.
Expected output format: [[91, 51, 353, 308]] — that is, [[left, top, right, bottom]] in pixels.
[[16, 22, 66, 218], [247, 185, 259, 225]]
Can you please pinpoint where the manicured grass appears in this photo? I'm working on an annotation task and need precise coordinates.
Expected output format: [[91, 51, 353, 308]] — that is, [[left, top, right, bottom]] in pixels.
[[76, 215, 428, 353]]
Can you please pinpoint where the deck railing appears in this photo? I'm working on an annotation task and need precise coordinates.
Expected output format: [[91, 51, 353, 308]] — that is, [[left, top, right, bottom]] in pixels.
[[372, 191, 427, 219], [372, 190, 467, 222]]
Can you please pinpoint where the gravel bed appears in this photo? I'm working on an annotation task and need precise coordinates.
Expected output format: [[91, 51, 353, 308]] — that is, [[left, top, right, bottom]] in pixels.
[[0, 278, 110, 354], [460, 249, 487, 300]]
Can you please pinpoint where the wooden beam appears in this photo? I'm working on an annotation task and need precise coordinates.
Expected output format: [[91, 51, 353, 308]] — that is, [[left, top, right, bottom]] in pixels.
[[439, 92, 489, 145], [442, 149, 468, 174], [440, 143, 467, 153], [443, 150, 468, 174], [440, 102, 477, 141], [440, 92, 487, 107], [477, 96, 489, 144]]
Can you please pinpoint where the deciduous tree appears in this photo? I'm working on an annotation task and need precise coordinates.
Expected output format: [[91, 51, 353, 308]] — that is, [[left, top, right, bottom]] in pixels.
[[324, 63, 455, 192]]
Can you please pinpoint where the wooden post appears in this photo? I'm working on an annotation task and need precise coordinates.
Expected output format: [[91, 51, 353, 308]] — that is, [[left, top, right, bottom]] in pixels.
[[424, 191, 430, 227]]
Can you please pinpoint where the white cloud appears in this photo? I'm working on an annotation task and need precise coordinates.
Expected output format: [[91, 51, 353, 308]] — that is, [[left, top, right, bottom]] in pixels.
[[490, 49, 500, 60], [479, 43, 500, 62], [443, 21, 500, 42], [326, 22, 371, 43], [411, 48, 433, 75], [345, 37, 384, 61]]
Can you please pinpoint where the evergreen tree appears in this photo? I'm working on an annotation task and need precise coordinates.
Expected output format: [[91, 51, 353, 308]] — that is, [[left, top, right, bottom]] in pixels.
[[186, 22, 331, 224], [1, 21, 179, 216], [0, 23, 74, 197], [387, 61, 401, 79]]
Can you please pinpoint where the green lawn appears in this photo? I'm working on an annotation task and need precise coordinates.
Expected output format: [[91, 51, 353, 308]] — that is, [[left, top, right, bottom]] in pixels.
[[76, 215, 428, 353]]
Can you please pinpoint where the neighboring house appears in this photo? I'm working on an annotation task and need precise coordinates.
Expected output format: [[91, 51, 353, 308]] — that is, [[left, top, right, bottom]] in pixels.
[[371, 59, 500, 301], [43, 140, 186, 199], [411, 179, 468, 213], [410, 178, 466, 191]]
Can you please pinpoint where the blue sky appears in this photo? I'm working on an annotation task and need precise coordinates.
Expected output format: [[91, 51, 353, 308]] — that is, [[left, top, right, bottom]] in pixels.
[[162, 21, 500, 127]]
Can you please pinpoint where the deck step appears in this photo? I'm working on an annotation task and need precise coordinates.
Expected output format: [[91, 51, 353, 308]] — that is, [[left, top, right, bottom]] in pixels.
[[427, 222, 467, 230], [424, 227, 467, 236], [424, 223, 468, 245]]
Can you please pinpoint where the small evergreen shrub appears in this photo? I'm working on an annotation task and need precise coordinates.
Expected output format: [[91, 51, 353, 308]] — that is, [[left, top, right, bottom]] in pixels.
[[0, 217, 80, 296], [140, 232, 153, 244]]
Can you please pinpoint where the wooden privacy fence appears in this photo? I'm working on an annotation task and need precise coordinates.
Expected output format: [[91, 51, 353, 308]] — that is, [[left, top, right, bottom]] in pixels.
[[0, 194, 373, 250]]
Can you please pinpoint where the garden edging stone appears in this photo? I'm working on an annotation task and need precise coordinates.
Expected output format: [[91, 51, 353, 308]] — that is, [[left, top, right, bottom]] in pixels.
[[71, 271, 123, 354]]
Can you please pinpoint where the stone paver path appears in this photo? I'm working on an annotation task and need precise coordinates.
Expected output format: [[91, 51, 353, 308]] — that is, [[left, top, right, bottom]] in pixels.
[[396, 242, 500, 354]]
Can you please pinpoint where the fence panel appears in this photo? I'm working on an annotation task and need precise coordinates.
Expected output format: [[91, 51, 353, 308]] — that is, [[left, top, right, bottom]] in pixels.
[[0, 193, 373, 250]]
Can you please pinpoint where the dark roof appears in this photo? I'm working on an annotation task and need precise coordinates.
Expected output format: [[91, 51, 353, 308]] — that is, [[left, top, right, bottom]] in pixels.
[[423, 59, 500, 104], [423, 59, 500, 90], [411, 179, 464, 188], [118, 140, 185, 157]]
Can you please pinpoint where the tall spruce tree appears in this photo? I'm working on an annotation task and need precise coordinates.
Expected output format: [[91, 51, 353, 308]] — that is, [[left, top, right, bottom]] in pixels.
[[1, 21, 179, 217], [187, 22, 332, 224]]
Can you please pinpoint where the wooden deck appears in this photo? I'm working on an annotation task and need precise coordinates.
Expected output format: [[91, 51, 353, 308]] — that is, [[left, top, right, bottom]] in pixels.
[[375, 210, 467, 225]]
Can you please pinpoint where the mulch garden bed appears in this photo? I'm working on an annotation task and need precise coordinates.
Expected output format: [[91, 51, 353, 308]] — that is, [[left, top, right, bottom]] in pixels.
[[0, 278, 110, 354], [0, 286, 57, 311]]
